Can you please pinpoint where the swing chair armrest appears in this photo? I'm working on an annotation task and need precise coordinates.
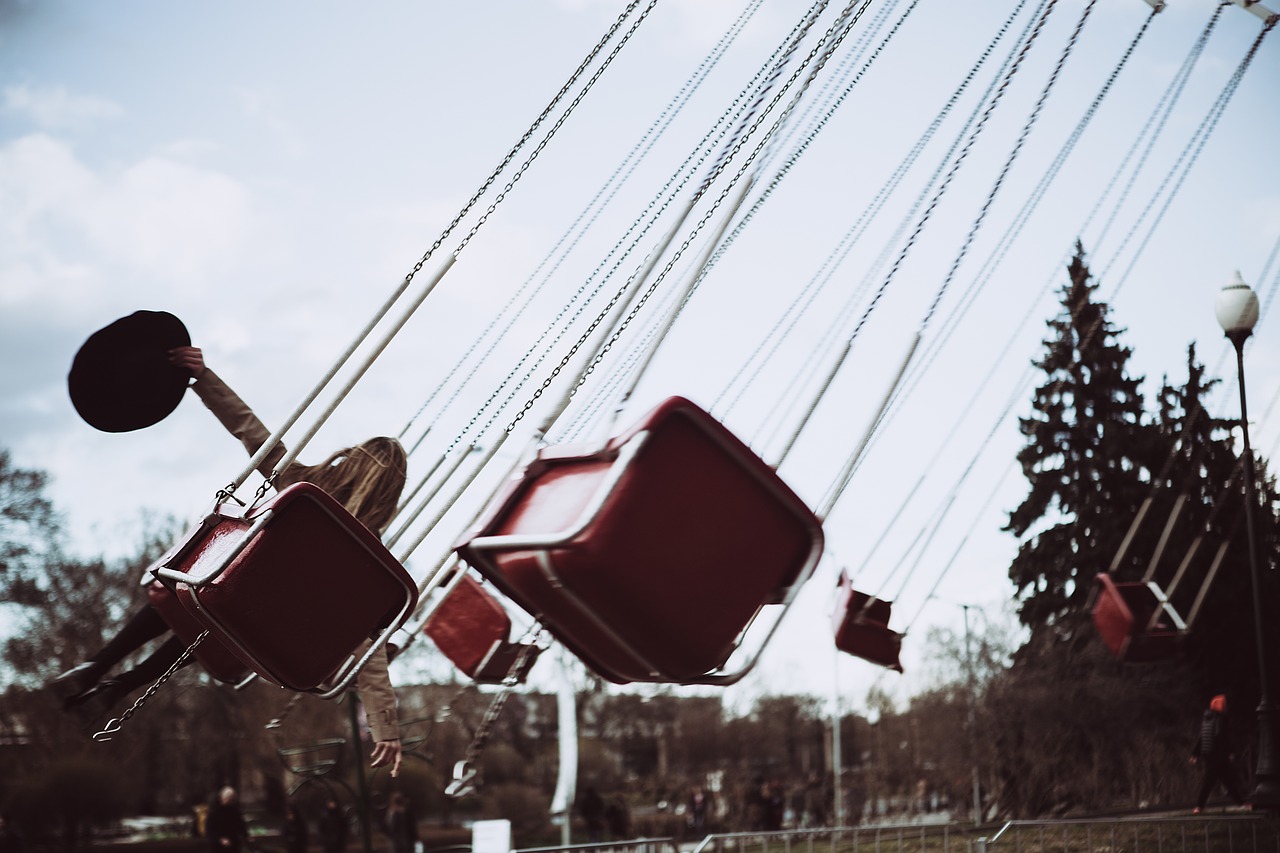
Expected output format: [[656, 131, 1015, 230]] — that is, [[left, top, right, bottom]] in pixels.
[[152, 511, 274, 588], [465, 431, 650, 553]]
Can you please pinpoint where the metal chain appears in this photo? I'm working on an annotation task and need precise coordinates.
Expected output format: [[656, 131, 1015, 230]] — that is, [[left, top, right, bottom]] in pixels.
[[394, 0, 650, 299], [502, 1, 856, 436], [445, 628, 547, 798], [93, 630, 209, 743]]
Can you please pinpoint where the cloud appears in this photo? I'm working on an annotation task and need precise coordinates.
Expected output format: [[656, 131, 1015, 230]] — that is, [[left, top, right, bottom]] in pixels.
[[3, 83, 124, 130], [0, 133, 257, 312], [0, 131, 261, 474]]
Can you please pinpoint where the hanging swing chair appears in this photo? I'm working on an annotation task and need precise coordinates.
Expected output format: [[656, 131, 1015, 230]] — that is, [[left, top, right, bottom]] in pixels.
[[424, 573, 542, 684], [1089, 445, 1238, 665], [831, 569, 904, 672], [1091, 573, 1185, 663], [151, 482, 419, 694], [455, 395, 824, 685]]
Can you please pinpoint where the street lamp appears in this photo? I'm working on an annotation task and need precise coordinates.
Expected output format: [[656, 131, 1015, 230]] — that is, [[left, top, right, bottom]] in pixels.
[[1215, 271, 1279, 811]]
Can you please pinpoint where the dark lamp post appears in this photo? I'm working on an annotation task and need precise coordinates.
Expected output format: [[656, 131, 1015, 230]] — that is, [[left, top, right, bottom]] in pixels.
[[1215, 271, 1279, 811]]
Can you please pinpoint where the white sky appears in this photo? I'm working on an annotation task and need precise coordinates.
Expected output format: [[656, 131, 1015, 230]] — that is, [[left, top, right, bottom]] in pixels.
[[2, 0, 1278, 714]]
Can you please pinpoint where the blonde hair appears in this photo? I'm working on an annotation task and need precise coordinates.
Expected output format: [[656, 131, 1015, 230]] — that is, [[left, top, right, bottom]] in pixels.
[[292, 436, 407, 534]]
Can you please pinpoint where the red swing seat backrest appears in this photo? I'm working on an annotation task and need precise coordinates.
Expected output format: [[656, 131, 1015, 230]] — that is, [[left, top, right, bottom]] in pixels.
[[455, 396, 824, 685], [155, 482, 418, 692], [832, 572, 903, 672], [424, 574, 540, 685], [1091, 573, 1181, 663], [147, 580, 250, 684]]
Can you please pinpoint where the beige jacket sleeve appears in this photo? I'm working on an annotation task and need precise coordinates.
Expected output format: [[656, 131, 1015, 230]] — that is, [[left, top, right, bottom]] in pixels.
[[190, 369, 287, 479], [354, 640, 401, 742]]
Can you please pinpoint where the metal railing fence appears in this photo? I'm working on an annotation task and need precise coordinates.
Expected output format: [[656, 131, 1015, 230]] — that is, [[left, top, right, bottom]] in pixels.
[[507, 815, 1280, 853]]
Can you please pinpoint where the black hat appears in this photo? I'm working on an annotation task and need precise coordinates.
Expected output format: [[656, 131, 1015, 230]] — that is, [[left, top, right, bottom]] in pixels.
[[68, 310, 192, 432]]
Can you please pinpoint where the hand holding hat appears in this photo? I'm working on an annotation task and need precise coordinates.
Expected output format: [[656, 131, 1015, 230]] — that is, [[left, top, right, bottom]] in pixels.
[[68, 310, 195, 432]]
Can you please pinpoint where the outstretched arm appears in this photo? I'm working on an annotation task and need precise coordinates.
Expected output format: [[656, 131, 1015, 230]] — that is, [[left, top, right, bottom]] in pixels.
[[168, 346, 286, 477]]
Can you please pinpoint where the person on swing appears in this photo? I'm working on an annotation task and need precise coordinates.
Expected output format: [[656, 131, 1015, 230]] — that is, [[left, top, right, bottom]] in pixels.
[[53, 333, 407, 775]]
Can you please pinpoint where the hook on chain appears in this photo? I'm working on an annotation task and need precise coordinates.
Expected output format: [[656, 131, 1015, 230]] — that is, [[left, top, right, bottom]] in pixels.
[[92, 717, 124, 743], [445, 760, 478, 799]]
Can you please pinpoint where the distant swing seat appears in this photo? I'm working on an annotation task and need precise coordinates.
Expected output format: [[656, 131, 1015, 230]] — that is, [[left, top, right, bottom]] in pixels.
[[455, 395, 825, 686], [832, 571, 904, 672], [424, 573, 541, 685], [1091, 573, 1185, 663], [150, 482, 419, 694]]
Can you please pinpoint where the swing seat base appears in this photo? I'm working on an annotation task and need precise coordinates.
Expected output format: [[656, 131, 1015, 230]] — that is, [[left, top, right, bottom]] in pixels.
[[154, 482, 418, 692], [1092, 573, 1184, 663], [456, 396, 824, 685], [424, 574, 541, 685], [147, 580, 250, 684], [832, 573, 904, 672]]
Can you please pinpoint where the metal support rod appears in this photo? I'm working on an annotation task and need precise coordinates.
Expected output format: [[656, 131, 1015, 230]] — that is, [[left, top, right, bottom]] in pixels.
[[831, 649, 844, 828], [963, 605, 981, 826], [349, 693, 375, 853], [1229, 333, 1279, 810]]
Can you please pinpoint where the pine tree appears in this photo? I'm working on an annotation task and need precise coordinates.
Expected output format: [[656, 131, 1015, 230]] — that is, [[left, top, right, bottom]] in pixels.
[[1005, 243, 1152, 632]]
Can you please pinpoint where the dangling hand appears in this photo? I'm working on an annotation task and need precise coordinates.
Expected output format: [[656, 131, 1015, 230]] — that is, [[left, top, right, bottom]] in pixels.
[[168, 346, 207, 379], [370, 737, 403, 777]]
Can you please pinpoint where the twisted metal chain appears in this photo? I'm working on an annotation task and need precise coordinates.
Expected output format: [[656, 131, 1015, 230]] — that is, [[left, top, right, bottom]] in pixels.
[[502, 0, 863, 436], [397, 0, 650, 292], [93, 630, 208, 742], [446, 628, 547, 798]]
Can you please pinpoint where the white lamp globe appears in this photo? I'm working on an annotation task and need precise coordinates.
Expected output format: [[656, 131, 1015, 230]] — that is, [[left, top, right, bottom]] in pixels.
[[1215, 270, 1259, 336]]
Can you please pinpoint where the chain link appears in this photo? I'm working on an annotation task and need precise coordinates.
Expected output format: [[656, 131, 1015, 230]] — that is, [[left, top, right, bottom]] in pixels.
[[93, 630, 209, 742]]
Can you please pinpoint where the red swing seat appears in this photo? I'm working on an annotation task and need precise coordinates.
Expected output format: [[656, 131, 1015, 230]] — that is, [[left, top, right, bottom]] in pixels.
[[832, 571, 904, 672], [424, 574, 541, 684], [150, 482, 419, 694], [1091, 573, 1184, 663], [455, 396, 824, 685]]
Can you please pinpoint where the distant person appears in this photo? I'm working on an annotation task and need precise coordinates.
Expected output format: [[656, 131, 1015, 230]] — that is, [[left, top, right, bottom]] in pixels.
[[284, 805, 309, 853], [687, 786, 708, 832], [604, 796, 630, 841], [577, 786, 606, 842], [206, 786, 249, 853], [383, 792, 418, 853], [318, 800, 348, 853], [1190, 694, 1248, 813]]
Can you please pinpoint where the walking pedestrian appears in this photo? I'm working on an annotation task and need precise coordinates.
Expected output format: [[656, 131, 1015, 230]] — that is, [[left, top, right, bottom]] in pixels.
[[383, 792, 418, 853], [206, 787, 249, 853], [1190, 694, 1248, 813]]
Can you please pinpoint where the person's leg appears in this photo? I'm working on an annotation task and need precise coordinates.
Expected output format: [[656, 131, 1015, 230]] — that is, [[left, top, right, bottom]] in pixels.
[[51, 604, 170, 699], [109, 636, 194, 693], [1195, 765, 1217, 810], [67, 635, 195, 714], [89, 605, 170, 673], [1221, 760, 1248, 805]]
